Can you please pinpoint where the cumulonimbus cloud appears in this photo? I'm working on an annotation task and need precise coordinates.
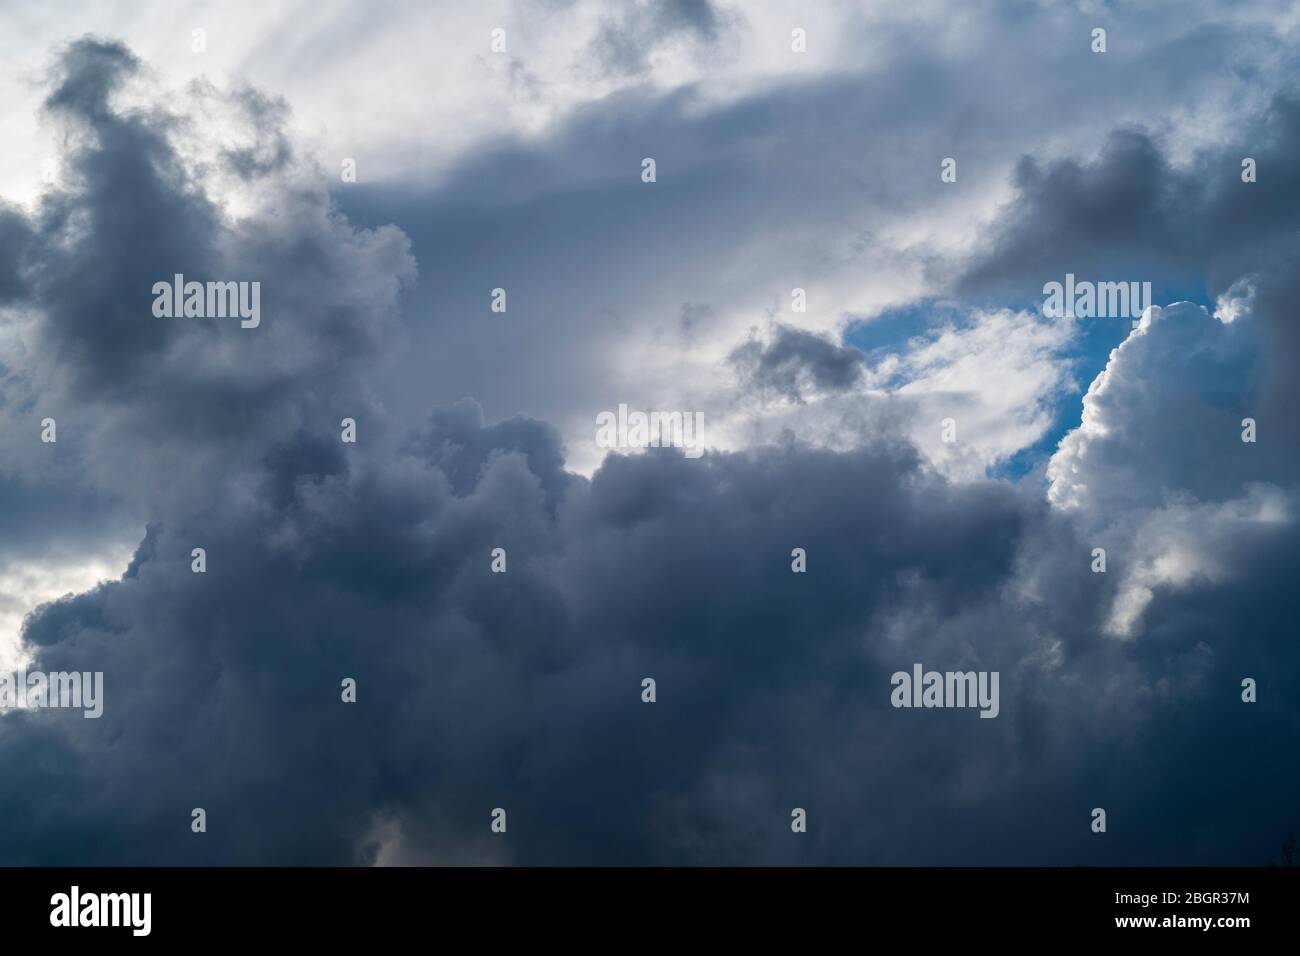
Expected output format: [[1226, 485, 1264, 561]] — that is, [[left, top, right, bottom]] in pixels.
[[0, 37, 1295, 866]]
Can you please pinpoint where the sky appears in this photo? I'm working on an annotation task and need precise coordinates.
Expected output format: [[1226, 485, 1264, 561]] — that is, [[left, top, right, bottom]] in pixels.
[[0, 0, 1296, 865]]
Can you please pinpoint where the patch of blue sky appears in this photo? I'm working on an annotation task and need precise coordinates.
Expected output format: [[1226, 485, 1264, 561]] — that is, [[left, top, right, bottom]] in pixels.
[[843, 282, 1215, 481]]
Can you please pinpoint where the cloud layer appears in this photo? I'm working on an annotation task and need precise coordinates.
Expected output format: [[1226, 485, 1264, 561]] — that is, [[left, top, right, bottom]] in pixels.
[[0, 15, 1296, 865]]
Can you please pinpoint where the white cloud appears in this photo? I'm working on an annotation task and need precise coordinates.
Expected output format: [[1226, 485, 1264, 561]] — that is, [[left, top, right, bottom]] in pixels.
[[0, 545, 135, 672], [1047, 300, 1296, 638]]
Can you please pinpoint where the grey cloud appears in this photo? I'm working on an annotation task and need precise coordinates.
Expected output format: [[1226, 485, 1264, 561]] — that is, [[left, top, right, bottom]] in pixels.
[[0, 203, 31, 303], [7, 388, 1294, 864], [220, 86, 294, 180], [12, 38, 414, 515], [0, 32, 1296, 869], [956, 95, 1300, 308], [405, 398, 575, 509], [590, 0, 723, 77], [729, 324, 866, 403], [3, 415, 1046, 864]]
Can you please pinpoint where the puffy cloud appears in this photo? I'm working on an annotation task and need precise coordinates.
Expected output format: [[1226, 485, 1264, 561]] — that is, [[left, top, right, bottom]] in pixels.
[[728, 324, 866, 403], [1047, 302, 1266, 515], [3, 38, 415, 503], [1045, 297, 1296, 639]]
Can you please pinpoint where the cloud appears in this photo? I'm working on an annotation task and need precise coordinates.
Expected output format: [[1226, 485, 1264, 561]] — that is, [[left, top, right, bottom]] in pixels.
[[955, 95, 1300, 308], [6, 38, 415, 503], [590, 0, 723, 77], [729, 324, 865, 403], [1047, 302, 1265, 515], [0, 30, 1296, 869], [4, 405, 1051, 864]]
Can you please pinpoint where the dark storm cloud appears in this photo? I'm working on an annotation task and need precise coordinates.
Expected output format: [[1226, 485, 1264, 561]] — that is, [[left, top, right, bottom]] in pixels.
[[33, 38, 205, 389], [10, 37, 413, 512], [1110, 521, 1300, 863], [405, 398, 574, 508], [0, 37, 1296, 867], [956, 94, 1300, 308], [2, 404, 1047, 864], [7, 393, 1293, 865], [729, 324, 866, 403], [1235, 261, 1294, 466]]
